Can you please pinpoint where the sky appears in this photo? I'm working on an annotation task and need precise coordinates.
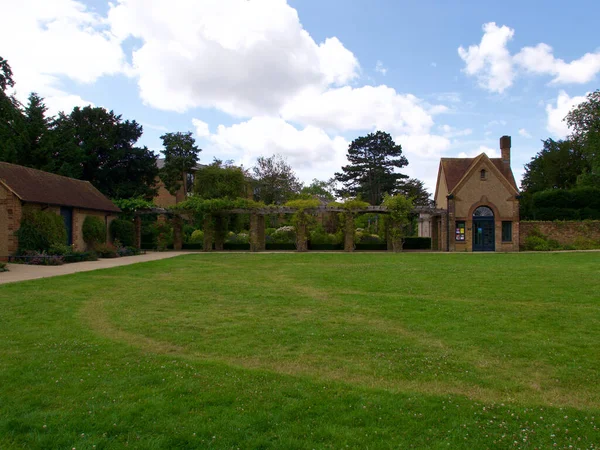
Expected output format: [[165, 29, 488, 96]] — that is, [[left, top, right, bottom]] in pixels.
[[2, 0, 600, 193]]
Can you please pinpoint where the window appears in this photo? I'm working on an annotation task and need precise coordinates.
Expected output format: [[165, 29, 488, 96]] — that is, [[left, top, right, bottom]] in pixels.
[[455, 221, 466, 241], [473, 206, 494, 217], [502, 221, 512, 242], [480, 169, 486, 180]]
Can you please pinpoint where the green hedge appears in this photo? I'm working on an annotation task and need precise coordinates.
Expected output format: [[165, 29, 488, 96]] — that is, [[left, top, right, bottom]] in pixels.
[[223, 243, 250, 251], [82, 216, 106, 245], [308, 243, 344, 250], [182, 243, 203, 250], [110, 219, 135, 247], [403, 237, 432, 250], [355, 243, 388, 251], [266, 243, 296, 251], [530, 187, 600, 220], [16, 208, 67, 251]]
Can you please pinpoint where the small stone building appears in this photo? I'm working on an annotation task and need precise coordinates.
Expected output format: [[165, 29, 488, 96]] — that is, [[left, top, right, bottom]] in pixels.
[[421, 136, 520, 252], [0, 162, 121, 256]]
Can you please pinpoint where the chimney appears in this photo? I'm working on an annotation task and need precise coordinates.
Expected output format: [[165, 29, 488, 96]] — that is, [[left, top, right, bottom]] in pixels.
[[500, 135, 511, 168]]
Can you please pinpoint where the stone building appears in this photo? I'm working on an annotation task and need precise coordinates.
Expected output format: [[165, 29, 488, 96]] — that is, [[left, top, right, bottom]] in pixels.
[[421, 136, 520, 251], [153, 159, 204, 208], [0, 162, 120, 257]]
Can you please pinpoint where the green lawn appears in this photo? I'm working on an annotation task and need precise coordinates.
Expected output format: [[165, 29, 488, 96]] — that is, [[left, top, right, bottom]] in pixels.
[[0, 253, 599, 449]]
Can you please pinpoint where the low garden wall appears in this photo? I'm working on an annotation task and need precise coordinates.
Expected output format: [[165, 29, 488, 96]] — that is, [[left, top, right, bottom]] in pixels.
[[520, 221, 600, 249]]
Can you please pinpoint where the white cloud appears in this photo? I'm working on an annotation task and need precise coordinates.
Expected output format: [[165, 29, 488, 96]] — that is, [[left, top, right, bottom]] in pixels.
[[107, 0, 359, 115], [203, 116, 349, 182], [515, 44, 600, 84], [431, 62, 437, 68], [485, 119, 507, 128], [458, 145, 500, 159], [518, 128, 532, 138], [1, 0, 127, 112], [545, 90, 588, 137], [439, 125, 473, 138], [458, 22, 515, 93], [281, 85, 446, 136], [460, 22, 600, 92], [375, 60, 388, 76], [192, 119, 210, 138]]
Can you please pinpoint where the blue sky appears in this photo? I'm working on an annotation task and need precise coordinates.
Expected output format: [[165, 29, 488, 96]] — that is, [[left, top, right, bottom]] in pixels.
[[3, 0, 600, 192]]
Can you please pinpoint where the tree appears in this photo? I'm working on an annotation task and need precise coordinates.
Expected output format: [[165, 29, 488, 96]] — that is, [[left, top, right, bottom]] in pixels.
[[566, 90, 600, 188], [18, 93, 54, 169], [194, 159, 248, 199], [335, 131, 408, 205], [300, 178, 336, 201], [50, 106, 159, 199], [396, 178, 432, 207], [0, 56, 25, 164], [160, 131, 201, 196], [252, 154, 302, 204], [521, 138, 590, 193]]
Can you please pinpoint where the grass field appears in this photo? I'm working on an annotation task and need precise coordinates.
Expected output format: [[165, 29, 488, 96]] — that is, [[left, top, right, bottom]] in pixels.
[[0, 252, 599, 449]]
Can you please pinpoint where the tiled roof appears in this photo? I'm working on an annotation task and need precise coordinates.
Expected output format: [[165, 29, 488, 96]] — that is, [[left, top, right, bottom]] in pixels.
[[440, 157, 518, 193], [0, 162, 121, 213]]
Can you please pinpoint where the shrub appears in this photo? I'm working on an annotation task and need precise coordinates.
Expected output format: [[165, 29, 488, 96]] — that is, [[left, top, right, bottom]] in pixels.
[[156, 222, 173, 251], [189, 230, 204, 244], [226, 232, 250, 244], [13, 250, 64, 265], [267, 226, 296, 244], [110, 219, 135, 247], [359, 233, 384, 244], [572, 236, 600, 250], [83, 216, 106, 246], [94, 243, 118, 258], [0, 262, 7, 272], [63, 251, 98, 263], [48, 243, 72, 256], [16, 208, 67, 251]]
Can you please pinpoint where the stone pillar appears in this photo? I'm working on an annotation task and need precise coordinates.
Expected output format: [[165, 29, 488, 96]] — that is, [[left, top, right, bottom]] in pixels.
[[250, 213, 266, 252], [295, 217, 308, 252], [203, 215, 214, 252], [134, 216, 142, 250], [172, 216, 183, 251], [214, 215, 225, 251], [344, 213, 355, 252]]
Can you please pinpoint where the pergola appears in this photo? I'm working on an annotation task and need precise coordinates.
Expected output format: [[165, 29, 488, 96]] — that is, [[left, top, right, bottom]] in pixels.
[[133, 205, 444, 252]]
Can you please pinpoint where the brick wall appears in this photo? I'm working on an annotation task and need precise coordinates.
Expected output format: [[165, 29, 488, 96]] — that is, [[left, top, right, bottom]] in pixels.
[[520, 221, 600, 247]]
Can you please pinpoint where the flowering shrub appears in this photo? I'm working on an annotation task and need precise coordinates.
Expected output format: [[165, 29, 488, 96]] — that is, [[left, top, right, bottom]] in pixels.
[[226, 232, 249, 244], [13, 250, 64, 265], [267, 226, 296, 244]]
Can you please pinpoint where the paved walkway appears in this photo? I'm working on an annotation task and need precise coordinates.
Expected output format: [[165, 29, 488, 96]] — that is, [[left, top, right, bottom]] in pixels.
[[0, 251, 195, 285]]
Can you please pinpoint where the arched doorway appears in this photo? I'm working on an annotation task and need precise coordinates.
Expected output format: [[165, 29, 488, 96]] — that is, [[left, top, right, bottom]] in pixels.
[[472, 206, 495, 251]]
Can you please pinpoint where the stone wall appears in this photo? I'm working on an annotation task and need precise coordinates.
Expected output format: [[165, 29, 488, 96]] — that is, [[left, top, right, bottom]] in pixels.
[[520, 221, 600, 247]]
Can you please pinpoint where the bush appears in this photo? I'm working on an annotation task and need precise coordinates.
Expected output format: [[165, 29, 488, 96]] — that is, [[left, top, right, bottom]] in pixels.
[[63, 251, 98, 263], [0, 262, 7, 272], [16, 208, 67, 251], [83, 216, 106, 246], [94, 243, 118, 258], [358, 233, 384, 244], [13, 250, 64, 265], [572, 236, 600, 250], [189, 230, 204, 244], [267, 226, 296, 244], [226, 232, 249, 244], [110, 219, 135, 247], [403, 237, 432, 250], [156, 222, 174, 251]]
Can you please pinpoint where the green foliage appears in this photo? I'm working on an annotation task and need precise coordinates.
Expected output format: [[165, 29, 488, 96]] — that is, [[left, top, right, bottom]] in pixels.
[[159, 131, 201, 195], [50, 106, 159, 199], [383, 194, 414, 251], [521, 227, 600, 251], [300, 178, 336, 200], [94, 243, 118, 258], [112, 197, 155, 214], [267, 226, 296, 244], [309, 225, 342, 245], [528, 187, 600, 220], [396, 178, 433, 207], [156, 222, 173, 251], [82, 216, 106, 246], [252, 154, 302, 204], [335, 131, 408, 205], [0, 261, 7, 272], [16, 208, 67, 251], [172, 196, 266, 216], [194, 159, 248, 199], [189, 230, 205, 244], [110, 219, 135, 247], [284, 199, 321, 211], [226, 232, 250, 244]]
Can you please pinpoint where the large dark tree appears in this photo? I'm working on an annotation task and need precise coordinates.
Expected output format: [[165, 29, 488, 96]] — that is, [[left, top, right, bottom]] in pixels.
[[51, 106, 159, 199], [335, 131, 408, 205], [566, 89, 600, 188], [0, 56, 25, 164], [159, 131, 201, 196], [396, 178, 432, 207], [17, 93, 54, 169], [252, 154, 302, 204], [521, 138, 590, 194]]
